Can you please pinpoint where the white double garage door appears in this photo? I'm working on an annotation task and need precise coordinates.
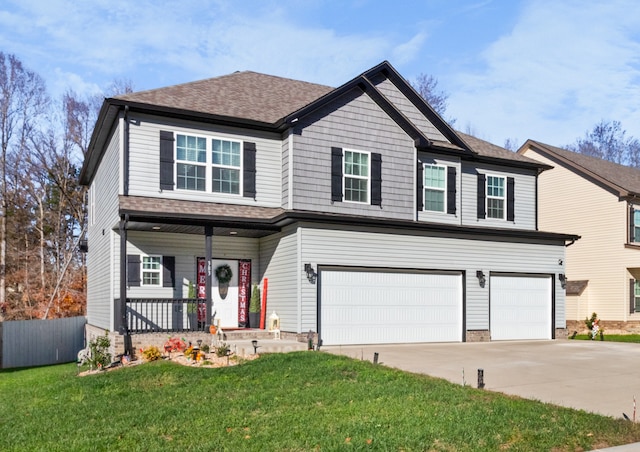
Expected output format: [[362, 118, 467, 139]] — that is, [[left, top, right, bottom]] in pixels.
[[320, 269, 552, 346]]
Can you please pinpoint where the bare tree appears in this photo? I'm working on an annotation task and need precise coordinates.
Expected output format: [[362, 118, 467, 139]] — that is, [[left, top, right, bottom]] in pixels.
[[0, 52, 48, 319], [503, 138, 520, 152], [567, 120, 639, 167]]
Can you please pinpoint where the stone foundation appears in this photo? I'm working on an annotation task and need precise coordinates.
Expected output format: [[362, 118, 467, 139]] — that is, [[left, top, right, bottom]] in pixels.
[[466, 330, 490, 342], [566, 320, 640, 335], [555, 328, 568, 339]]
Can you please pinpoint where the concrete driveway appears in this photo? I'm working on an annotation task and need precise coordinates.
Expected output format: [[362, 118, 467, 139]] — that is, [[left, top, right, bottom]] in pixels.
[[323, 340, 640, 419]]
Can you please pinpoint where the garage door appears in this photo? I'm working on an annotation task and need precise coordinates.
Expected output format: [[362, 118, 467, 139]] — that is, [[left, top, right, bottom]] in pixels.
[[490, 275, 552, 341], [320, 270, 463, 345]]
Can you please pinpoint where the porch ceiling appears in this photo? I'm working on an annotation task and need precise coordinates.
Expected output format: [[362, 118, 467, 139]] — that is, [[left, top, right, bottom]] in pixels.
[[124, 221, 278, 238]]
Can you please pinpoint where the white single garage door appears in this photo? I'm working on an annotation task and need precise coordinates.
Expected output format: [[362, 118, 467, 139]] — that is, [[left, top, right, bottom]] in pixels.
[[320, 270, 463, 345], [490, 275, 552, 341]]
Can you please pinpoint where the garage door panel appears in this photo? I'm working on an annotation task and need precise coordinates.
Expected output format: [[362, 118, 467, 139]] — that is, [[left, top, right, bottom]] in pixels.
[[491, 275, 551, 341], [321, 271, 462, 345]]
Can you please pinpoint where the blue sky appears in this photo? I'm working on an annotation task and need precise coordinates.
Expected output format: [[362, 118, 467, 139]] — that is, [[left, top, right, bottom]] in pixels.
[[1, 0, 639, 149]]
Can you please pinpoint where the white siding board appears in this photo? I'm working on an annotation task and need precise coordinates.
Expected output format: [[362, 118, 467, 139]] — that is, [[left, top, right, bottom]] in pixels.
[[87, 121, 122, 330], [299, 227, 565, 332], [127, 113, 283, 207]]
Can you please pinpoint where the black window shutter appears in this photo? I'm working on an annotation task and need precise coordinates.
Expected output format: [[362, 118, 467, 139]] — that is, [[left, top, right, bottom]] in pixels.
[[477, 173, 486, 219], [630, 207, 635, 243], [243, 142, 257, 199], [447, 166, 456, 214], [331, 147, 343, 202], [127, 254, 141, 287], [417, 162, 424, 211], [371, 153, 382, 206], [159, 131, 175, 190], [163, 256, 175, 288], [507, 177, 515, 221], [631, 279, 636, 314]]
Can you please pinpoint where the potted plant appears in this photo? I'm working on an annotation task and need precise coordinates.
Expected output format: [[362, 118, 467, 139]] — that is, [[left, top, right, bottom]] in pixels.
[[249, 284, 261, 328]]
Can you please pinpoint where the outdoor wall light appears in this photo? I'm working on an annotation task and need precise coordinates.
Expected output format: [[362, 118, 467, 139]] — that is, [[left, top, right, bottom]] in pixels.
[[476, 270, 486, 288], [559, 273, 567, 289], [305, 263, 317, 284]]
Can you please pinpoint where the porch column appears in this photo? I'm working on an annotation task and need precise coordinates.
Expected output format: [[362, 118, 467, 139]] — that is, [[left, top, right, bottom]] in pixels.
[[205, 225, 213, 328], [119, 214, 132, 356]]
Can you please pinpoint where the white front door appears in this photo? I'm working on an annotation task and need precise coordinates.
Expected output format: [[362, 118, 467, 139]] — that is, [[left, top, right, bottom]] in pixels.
[[212, 259, 239, 328]]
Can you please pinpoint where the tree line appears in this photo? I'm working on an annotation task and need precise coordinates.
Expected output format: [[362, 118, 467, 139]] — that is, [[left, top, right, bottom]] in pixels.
[[0, 52, 131, 321]]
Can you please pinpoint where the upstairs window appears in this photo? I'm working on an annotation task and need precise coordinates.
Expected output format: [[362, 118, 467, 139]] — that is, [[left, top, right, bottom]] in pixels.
[[344, 150, 370, 203], [142, 256, 162, 286], [424, 164, 446, 212], [176, 134, 206, 191], [634, 210, 640, 242], [212, 139, 241, 194], [486, 175, 506, 219]]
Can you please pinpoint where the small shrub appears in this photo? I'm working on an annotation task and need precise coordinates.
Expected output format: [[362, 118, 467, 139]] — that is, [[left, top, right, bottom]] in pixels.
[[86, 333, 111, 370], [201, 344, 210, 353], [141, 346, 162, 361], [215, 342, 230, 357]]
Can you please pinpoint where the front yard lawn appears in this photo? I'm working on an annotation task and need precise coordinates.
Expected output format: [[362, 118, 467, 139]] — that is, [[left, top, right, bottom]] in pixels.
[[571, 334, 640, 343], [2, 352, 640, 451]]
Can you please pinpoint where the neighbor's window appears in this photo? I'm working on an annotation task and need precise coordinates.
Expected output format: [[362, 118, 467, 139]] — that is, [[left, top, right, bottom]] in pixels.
[[634, 210, 640, 242], [176, 134, 206, 191], [212, 139, 241, 194], [635, 280, 640, 312], [344, 150, 370, 203], [142, 256, 162, 286], [424, 164, 446, 212], [487, 175, 506, 219]]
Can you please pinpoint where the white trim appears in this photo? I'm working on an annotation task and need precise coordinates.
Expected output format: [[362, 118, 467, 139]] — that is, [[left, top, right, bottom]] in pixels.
[[486, 174, 506, 220], [288, 130, 294, 210], [423, 163, 447, 213], [343, 148, 371, 204], [141, 255, 163, 287], [118, 114, 125, 195]]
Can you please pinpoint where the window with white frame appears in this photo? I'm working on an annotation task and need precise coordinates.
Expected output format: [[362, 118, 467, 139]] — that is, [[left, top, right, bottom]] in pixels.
[[424, 164, 446, 212], [344, 150, 370, 203], [142, 256, 162, 286], [634, 210, 640, 243], [212, 138, 241, 194], [175, 134, 243, 194], [176, 134, 207, 191], [635, 280, 640, 313], [486, 175, 506, 219]]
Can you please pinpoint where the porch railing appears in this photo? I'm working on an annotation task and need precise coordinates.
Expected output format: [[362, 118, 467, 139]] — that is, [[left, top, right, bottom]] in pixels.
[[121, 298, 207, 333]]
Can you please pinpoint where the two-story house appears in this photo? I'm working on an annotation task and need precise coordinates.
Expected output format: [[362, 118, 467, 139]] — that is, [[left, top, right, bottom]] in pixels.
[[519, 140, 640, 332], [80, 61, 578, 354]]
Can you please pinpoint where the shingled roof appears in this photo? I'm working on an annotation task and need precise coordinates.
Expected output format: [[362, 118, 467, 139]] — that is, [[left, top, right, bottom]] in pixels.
[[521, 140, 640, 197], [456, 132, 545, 165], [115, 71, 334, 125]]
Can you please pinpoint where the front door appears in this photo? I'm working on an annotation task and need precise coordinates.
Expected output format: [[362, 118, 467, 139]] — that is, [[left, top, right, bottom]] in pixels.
[[211, 259, 239, 328]]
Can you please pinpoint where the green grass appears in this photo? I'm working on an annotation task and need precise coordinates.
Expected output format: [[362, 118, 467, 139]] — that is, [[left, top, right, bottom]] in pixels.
[[2, 352, 640, 451], [571, 334, 640, 343]]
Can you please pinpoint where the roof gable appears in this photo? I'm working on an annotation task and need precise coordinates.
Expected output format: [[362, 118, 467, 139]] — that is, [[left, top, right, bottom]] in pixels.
[[520, 140, 640, 198]]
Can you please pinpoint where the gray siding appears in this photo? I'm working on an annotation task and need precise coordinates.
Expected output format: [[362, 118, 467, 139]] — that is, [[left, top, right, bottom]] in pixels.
[[298, 226, 565, 332], [87, 119, 121, 330], [293, 89, 415, 219], [372, 75, 447, 141], [259, 227, 300, 332], [127, 113, 283, 207], [461, 162, 537, 230], [281, 131, 291, 208], [417, 152, 461, 226]]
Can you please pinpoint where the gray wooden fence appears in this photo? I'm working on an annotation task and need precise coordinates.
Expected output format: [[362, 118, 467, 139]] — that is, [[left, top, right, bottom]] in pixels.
[[0, 317, 86, 369]]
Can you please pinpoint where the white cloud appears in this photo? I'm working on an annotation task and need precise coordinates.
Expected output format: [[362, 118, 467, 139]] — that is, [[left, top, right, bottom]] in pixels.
[[447, 0, 640, 147]]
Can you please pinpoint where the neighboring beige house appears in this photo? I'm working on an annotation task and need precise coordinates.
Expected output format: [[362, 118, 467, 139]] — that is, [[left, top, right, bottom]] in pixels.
[[519, 140, 640, 332]]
